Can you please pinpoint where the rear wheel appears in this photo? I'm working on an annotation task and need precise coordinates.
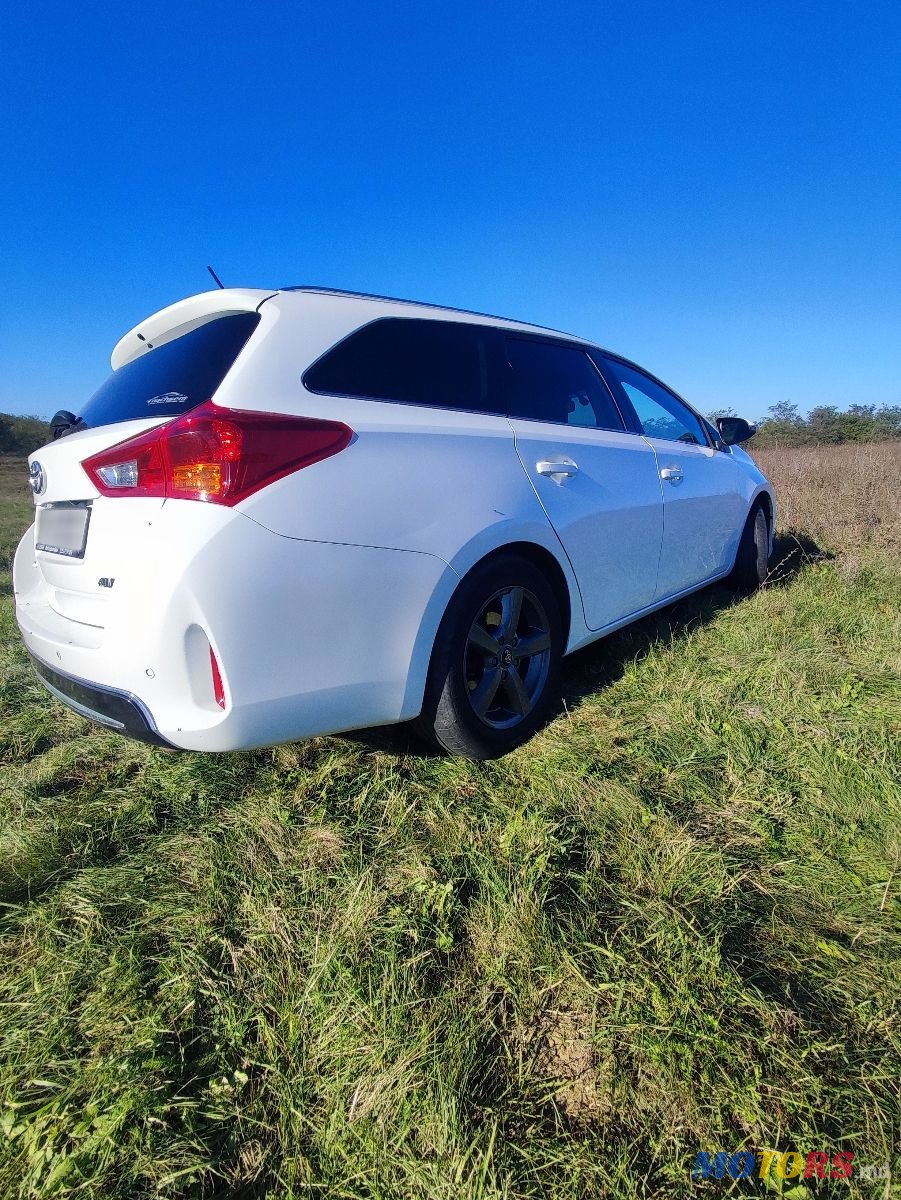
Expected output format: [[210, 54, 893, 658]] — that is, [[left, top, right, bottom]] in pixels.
[[731, 503, 770, 591], [416, 555, 563, 759]]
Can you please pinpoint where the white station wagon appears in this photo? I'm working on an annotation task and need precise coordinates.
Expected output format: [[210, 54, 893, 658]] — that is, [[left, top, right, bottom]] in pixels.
[[14, 287, 774, 759]]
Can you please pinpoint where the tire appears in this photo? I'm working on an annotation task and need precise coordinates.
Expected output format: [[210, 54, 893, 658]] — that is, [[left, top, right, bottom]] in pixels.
[[415, 554, 563, 759], [731, 503, 770, 592]]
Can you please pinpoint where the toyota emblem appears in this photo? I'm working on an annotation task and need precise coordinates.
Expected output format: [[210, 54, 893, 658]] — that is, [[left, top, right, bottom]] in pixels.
[[29, 461, 46, 496]]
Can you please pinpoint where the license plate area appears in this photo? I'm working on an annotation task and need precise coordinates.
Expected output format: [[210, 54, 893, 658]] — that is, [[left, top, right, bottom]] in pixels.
[[35, 503, 92, 558]]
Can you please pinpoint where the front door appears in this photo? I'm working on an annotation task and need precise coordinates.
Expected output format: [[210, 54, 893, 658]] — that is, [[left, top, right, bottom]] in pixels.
[[504, 335, 664, 631], [599, 356, 748, 598]]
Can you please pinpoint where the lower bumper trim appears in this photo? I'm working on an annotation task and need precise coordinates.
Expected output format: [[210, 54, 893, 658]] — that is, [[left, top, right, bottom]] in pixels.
[[28, 653, 177, 750]]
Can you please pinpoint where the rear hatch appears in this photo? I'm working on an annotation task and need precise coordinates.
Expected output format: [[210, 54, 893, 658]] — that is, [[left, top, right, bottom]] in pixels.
[[21, 297, 267, 638]]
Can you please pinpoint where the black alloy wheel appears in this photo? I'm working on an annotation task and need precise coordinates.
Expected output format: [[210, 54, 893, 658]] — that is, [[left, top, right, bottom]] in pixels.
[[463, 585, 552, 729], [417, 555, 563, 759]]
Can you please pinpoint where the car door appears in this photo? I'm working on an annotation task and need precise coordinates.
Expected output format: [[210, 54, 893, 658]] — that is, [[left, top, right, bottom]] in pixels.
[[504, 335, 663, 631], [598, 355, 748, 599]]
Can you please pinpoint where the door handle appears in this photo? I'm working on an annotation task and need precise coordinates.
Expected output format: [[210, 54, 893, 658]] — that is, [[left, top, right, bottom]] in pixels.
[[536, 459, 579, 479], [660, 467, 683, 483]]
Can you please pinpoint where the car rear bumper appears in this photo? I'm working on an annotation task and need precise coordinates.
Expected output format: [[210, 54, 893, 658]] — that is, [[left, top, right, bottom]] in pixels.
[[28, 652, 177, 748], [14, 504, 457, 752]]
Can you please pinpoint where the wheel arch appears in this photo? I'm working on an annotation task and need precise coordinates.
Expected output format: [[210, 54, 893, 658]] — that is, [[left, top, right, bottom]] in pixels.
[[755, 488, 773, 525], [728, 488, 775, 577], [752, 487, 776, 553], [478, 541, 573, 649], [400, 537, 579, 722]]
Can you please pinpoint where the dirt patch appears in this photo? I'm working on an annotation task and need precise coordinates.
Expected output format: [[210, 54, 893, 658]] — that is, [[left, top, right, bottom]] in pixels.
[[529, 1006, 612, 1125]]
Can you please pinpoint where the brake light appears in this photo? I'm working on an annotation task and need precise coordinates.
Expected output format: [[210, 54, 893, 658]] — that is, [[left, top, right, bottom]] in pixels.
[[82, 402, 353, 504]]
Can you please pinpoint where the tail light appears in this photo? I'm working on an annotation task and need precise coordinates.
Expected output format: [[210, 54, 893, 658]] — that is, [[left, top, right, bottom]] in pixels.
[[82, 402, 353, 505]]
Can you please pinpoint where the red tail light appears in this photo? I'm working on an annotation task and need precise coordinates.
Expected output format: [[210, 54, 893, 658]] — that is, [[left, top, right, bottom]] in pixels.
[[82, 402, 353, 504]]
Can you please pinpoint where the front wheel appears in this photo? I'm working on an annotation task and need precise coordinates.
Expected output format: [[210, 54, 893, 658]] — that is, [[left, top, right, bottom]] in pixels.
[[416, 555, 563, 759], [731, 503, 770, 592]]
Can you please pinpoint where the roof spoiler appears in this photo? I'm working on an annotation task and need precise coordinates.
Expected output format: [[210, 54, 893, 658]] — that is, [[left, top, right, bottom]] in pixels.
[[110, 288, 277, 370]]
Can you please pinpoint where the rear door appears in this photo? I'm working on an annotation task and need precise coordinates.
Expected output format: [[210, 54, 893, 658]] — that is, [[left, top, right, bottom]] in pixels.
[[598, 356, 748, 598], [504, 335, 663, 631]]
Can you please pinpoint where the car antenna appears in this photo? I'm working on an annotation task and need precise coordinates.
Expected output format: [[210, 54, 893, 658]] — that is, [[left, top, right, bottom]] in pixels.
[[207, 265, 226, 289]]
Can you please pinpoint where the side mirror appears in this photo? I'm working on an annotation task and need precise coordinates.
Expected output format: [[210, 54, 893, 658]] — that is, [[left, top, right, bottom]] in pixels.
[[716, 416, 757, 446]]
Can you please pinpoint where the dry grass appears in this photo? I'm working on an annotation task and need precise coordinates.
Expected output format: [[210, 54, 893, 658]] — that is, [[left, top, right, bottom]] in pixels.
[[753, 441, 901, 553]]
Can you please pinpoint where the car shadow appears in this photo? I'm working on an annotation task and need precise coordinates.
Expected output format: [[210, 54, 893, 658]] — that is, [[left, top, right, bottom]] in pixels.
[[560, 530, 829, 708], [347, 532, 829, 758]]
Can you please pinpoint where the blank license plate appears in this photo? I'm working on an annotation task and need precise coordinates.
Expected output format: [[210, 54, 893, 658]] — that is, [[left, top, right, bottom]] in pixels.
[[35, 505, 91, 558]]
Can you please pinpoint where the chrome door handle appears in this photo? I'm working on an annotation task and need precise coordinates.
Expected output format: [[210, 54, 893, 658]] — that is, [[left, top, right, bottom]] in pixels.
[[536, 459, 578, 479], [660, 467, 683, 483]]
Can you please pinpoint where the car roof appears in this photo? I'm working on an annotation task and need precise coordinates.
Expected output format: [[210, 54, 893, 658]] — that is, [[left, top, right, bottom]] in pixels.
[[275, 287, 703, 413], [278, 284, 595, 344]]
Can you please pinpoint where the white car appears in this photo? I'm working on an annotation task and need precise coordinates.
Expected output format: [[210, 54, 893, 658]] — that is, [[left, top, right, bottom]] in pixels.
[[14, 286, 774, 759]]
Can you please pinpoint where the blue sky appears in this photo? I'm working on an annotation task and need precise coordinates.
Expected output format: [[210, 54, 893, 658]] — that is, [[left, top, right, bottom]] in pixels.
[[1, 0, 899, 420]]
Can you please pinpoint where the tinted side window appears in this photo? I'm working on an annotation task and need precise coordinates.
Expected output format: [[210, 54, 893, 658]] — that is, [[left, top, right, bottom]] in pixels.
[[304, 318, 504, 415], [602, 358, 707, 446], [77, 313, 261, 430], [506, 338, 624, 431]]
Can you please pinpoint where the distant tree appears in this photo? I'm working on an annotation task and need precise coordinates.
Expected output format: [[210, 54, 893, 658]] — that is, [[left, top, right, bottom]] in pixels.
[[874, 404, 901, 438], [807, 405, 844, 442], [839, 405, 878, 442], [0, 414, 52, 455], [753, 401, 807, 447], [768, 401, 802, 424], [751, 400, 901, 448]]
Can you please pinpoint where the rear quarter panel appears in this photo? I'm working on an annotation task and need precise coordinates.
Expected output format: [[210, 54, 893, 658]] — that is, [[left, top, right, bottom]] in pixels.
[[224, 294, 590, 650]]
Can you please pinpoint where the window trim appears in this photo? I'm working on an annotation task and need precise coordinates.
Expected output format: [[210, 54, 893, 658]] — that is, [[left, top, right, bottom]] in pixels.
[[702, 415, 730, 453], [301, 316, 509, 418], [302, 315, 718, 449]]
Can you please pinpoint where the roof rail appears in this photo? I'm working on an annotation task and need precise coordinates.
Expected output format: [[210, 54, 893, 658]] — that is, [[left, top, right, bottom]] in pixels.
[[277, 285, 567, 335]]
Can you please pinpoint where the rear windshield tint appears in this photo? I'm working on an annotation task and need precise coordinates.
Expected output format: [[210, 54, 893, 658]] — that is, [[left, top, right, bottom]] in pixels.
[[77, 312, 260, 429]]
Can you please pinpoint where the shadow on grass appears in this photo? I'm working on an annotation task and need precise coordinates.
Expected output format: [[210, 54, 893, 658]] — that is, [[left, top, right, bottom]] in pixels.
[[349, 533, 830, 757], [560, 531, 830, 709]]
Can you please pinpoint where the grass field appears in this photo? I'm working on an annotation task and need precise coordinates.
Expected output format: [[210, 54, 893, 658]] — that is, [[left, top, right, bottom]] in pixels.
[[1, 443, 899, 1198]]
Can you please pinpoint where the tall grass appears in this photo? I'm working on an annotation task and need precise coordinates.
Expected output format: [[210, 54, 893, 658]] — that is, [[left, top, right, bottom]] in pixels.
[[0, 457, 33, 571], [0, 445, 899, 1197], [753, 440, 901, 553]]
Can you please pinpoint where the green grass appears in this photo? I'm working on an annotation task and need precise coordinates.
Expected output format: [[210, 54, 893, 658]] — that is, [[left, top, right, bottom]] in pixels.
[[0, 451, 899, 1197]]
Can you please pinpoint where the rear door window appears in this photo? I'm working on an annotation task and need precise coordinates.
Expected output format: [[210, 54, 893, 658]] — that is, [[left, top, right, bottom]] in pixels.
[[304, 318, 506, 415], [77, 312, 260, 430], [505, 337, 625, 431]]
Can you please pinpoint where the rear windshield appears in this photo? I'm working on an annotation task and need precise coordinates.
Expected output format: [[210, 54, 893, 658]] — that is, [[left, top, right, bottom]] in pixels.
[[77, 312, 260, 429]]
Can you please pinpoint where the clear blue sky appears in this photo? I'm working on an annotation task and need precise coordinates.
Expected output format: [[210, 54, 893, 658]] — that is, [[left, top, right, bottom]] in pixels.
[[1, 0, 899, 421]]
